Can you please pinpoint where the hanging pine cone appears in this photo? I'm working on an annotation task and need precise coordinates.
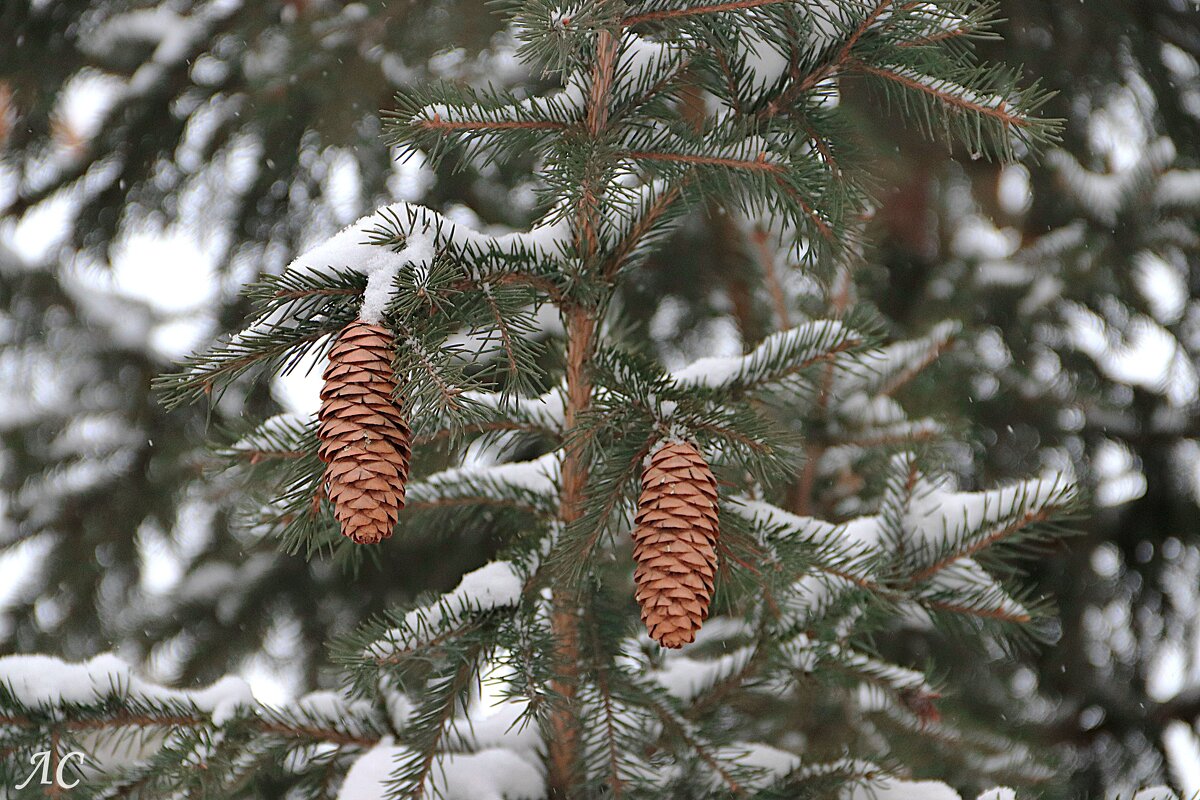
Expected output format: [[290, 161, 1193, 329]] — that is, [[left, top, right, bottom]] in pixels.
[[317, 320, 412, 544], [632, 440, 719, 648]]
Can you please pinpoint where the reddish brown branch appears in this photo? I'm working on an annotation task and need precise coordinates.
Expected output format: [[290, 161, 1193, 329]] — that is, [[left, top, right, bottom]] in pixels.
[[897, 27, 972, 47], [925, 599, 1031, 624], [602, 185, 683, 279], [418, 115, 567, 133], [624, 151, 833, 239], [750, 226, 792, 329], [763, 0, 895, 116], [623, 0, 791, 26], [626, 150, 782, 173], [879, 333, 955, 397], [851, 62, 1029, 127], [547, 27, 621, 798], [908, 508, 1051, 585]]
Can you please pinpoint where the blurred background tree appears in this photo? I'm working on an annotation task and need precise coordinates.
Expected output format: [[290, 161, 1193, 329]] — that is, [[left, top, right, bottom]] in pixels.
[[1, 1, 1198, 796]]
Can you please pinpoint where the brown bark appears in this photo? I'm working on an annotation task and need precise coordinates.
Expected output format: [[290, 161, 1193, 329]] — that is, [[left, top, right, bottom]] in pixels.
[[547, 309, 595, 798], [546, 24, 618, 798]]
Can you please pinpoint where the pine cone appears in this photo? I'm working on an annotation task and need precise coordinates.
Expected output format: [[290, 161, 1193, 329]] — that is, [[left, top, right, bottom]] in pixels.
[[317, 321, 412, 544], [632, 441, 719, 648]]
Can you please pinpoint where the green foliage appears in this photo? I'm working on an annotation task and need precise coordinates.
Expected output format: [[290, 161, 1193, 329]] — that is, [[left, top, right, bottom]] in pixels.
[[0, 1, 1078, 798]]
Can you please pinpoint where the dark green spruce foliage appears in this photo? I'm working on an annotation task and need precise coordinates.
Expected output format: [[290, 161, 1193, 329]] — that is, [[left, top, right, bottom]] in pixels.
[[1, 1, 1081, 798]]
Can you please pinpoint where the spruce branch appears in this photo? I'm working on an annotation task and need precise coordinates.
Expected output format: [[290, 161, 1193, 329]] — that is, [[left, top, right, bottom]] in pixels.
[[623, 0, 794, 27]]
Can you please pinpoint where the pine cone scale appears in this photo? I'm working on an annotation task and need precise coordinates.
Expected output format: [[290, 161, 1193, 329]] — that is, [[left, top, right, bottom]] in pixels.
[[317, 320, 412, 545], [632, 441, 720, 649]]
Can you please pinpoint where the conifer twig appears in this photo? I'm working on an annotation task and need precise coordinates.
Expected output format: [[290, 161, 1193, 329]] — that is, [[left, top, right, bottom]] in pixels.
[[850, 61, 1030, 127], [622, 0, 793, 26], [547, 22, 622, 795], [907, 507, 1052, 585]]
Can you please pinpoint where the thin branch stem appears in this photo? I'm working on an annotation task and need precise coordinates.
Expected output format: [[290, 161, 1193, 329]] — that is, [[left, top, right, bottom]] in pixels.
[[547, 23, 620, 799], [907, 508, 1051, 585], [623, 0, 791, 26], [418, 115, 567, 132], [850, 62, 1029, 127], [750, 226, 792, 329]]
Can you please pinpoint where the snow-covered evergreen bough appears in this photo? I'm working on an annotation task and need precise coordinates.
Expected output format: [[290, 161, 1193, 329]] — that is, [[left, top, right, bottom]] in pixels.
[[1, 1, 1124, 798]]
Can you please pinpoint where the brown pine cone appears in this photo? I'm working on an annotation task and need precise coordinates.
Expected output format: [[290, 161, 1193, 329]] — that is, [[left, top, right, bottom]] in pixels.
[[317, 321, 412, 544], [632, 441, 719, 648]]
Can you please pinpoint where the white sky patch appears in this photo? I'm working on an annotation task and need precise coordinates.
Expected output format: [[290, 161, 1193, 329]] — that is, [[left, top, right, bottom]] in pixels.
[[272, 343, 327, 416], [1147, 638, 1187, 703], [737, 25, 789, 95], [241, 615, 304, 708], [616, 31, 683, 102], [476, 653, 517, 716], [1156, 169, 1200, 208], [0, 537, 51, 625], [45, 224, 224, 358], [240, 656, 296, 708], [1088, 86, 1152, 173], [137, 522, 185, 596]]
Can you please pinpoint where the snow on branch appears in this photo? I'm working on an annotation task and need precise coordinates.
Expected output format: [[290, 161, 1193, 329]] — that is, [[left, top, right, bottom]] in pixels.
[[406, 450, 561, 515], [854, 62, 1022, 120], [898, 470, 1076, 577], [161, 201, 576, 409], [651, 646, 755, 703], [833, 320, 959, 399], [286, 202, 570, 288], [729, 497, 891, 627], [673, 319, 862, 394], [0, 653, 252, 725], [1047, 138, 1176, 225], [338, 743, 543, 800], [464, 387, 567, 433], [364, 560, 527, 663], [885, 465, 1077, 623], [223, 412, 314, 463], [612, 31, 687, 105], [622, 0, 795, 26], [1156, 169, 1200, 209], [847, 777, 988, 800]]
